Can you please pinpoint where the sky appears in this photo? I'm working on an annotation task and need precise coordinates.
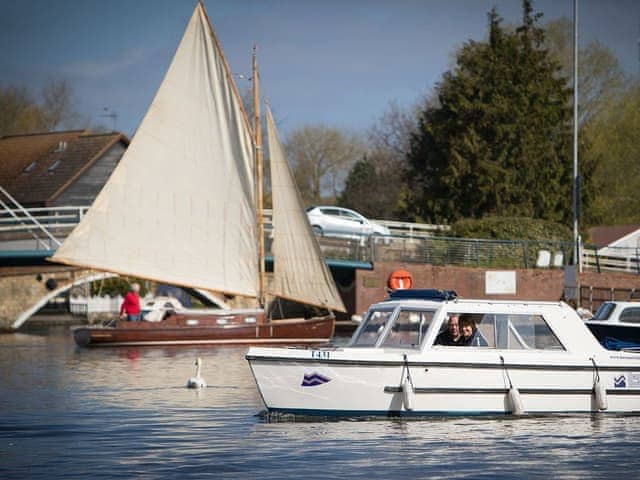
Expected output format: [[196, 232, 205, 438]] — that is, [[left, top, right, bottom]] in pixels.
[[1, 0, 639, 138]]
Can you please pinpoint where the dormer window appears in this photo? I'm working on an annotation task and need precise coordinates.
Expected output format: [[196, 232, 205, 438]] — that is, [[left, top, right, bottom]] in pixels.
[[23, 161, 37, 173], [48, 159, 61, 172], [54, 141, 67, 152]]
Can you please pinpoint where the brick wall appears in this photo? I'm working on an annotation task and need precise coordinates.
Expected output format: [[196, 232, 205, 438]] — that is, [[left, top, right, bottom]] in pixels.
[[355, 262, 640, 316]]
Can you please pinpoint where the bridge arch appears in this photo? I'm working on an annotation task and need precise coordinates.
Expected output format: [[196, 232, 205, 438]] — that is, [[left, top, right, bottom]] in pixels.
[[12, 272, 116, 330]]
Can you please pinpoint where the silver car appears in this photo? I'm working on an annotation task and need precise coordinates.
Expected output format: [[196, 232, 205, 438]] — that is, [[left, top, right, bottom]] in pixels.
[[306, 206, 391, 239]]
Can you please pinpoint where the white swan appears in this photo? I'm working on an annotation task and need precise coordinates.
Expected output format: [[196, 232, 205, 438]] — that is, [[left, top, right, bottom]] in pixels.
[[186, 356, 206, 388]]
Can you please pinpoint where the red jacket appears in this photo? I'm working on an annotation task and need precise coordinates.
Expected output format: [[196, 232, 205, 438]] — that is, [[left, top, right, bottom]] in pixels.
[[120, 291, 141, 315]]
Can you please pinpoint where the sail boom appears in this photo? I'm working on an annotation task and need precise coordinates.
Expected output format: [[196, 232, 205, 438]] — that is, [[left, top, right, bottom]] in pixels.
[[50, 255, 257, 299]]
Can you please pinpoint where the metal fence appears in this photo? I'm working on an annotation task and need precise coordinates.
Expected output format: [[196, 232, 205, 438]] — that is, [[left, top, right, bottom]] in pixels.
[[367, 235, 574, 269], [580, 285, 640, 313], [2, 205, 639, 273]]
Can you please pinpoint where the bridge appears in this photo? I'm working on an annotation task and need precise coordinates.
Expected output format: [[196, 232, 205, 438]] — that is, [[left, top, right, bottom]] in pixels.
[[3, 205, 639, 272], [2, 205, 639, 331]]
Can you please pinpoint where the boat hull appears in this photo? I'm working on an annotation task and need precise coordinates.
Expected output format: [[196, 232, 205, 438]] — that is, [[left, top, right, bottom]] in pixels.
[[246, 349, 640, 416], [585, 322, 640, 350], [73, 315, 334, 347]]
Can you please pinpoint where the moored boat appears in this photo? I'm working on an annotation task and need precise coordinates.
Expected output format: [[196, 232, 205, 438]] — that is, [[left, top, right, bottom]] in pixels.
[[72, 312, 333, 347], [585, 301, 640, 351], [246, 289, 640, 416]]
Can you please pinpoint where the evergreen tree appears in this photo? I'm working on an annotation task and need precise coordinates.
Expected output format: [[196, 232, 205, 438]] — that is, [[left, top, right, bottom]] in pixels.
[[406, 1, 577, 225], [339, 155, 399, 219]]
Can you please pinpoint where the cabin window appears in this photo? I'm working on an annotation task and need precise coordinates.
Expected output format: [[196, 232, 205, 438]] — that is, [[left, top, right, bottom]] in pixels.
[[509, 315, 564, 350], [435, 312, 564, 350], [350, 309, 394, 347], [592, 303, 615, 320], [620, 308, 640, 324], [381, 309, 435, 349]]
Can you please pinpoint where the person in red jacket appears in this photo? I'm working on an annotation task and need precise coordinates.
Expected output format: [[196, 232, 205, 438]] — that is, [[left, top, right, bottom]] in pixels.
[[120, 283, 142, 322]]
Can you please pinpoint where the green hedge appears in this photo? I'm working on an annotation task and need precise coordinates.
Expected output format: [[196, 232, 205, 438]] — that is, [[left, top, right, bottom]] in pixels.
[[89, 277, 150, 297], [450, 216, 572, 241]]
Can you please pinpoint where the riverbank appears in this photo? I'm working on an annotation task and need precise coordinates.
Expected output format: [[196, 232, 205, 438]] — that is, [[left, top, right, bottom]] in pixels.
[[23, 313, 84, 327]]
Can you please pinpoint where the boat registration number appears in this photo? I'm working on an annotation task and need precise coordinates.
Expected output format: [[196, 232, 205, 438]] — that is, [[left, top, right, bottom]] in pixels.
[[311, 350, 330, 360]]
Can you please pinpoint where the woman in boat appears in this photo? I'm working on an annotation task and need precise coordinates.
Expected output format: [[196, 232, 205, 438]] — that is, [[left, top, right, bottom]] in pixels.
[[458, 316, 477, 346]]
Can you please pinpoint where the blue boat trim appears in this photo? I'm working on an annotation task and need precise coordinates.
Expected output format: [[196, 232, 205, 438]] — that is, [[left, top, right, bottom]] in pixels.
[[263, 408, 604, 417], [386, 288, 457, 301]]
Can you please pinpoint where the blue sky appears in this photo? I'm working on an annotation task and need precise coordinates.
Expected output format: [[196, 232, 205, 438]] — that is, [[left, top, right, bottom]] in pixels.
[[1, 0, 639, 138]]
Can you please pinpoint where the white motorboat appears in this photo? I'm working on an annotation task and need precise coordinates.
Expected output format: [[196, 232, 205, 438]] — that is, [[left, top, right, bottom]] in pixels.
[[246, 289, 640, 416], [585, 301, 640, 351]]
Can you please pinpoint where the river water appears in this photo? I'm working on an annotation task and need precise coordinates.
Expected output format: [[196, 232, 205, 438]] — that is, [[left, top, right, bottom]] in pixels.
[[2, 325, 640, 479]]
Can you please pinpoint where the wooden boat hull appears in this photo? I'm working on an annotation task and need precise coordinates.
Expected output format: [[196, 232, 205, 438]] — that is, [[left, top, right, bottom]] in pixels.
[[73, 314, 334, 347]]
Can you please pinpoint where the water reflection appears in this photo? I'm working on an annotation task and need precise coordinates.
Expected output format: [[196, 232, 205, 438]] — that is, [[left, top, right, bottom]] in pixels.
[[1, 326, 640, 479]]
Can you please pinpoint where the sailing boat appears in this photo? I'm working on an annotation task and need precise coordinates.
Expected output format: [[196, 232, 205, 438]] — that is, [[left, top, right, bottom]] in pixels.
[[52, 2, 345, 347]]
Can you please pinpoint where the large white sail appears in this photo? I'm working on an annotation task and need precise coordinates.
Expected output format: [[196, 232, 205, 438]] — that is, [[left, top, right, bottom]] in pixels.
[[52, 4, 259, 297], [267, 107, 346, 312]]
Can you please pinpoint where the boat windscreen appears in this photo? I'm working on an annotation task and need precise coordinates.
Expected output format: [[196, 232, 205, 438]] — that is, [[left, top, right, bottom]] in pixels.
[[592, 303, 615, 321], [350, 310, 394, 347], [380, 309, 435, 349]]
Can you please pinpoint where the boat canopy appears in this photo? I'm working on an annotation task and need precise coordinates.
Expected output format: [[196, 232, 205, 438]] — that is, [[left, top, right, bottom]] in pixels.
[[349, 297, 604, 354]]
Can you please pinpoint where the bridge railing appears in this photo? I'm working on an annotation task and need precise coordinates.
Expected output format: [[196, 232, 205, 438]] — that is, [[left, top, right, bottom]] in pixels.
[[2, 205, 638, 274], [0, 205, 88, 248]]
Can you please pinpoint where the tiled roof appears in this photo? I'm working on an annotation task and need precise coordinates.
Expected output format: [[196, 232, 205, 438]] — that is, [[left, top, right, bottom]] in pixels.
[[0, 130, 129, 206], [587, 225, 640, 248]]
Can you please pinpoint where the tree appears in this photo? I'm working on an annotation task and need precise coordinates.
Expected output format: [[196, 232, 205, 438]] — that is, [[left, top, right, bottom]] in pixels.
[[584, 82, 640, 225], [41, 79, 79, 130], [0, 79, 79, 136], [285, 125, 364, 205], [368, 100, 418, 162], [406, 1, 578, 225], [338, 155, 390, 218], [544, 17, 628, 125], [339, 101, 418, 219]]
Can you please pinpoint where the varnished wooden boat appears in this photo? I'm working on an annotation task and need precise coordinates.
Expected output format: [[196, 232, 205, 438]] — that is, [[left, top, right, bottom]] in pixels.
[[54, 4, 346, 349], [73, 311, 334, 347]]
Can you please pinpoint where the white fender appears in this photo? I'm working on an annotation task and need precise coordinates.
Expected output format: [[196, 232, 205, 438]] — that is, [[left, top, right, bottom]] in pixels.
[[594, 378, 608, 410], [402, 378, 414, 411], [508, 386, 524, 415]]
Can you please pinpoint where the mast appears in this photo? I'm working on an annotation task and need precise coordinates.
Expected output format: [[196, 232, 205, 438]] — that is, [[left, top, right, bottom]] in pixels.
[[572, 0, 580, 269], [253, 44, 266, 308]]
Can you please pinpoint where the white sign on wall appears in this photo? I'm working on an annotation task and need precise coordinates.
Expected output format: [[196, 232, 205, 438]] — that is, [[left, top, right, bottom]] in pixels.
[[485, 271, 516, 295]]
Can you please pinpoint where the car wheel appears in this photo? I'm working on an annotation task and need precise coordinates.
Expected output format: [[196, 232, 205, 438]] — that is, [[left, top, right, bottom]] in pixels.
[[312, 225, 323, 236]]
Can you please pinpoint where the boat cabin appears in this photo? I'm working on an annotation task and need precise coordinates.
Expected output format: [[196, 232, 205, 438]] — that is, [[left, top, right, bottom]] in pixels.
[[348, 289, 601, 354]]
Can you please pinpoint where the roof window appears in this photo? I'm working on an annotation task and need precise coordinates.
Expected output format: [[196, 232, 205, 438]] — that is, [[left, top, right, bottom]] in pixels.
[[54, 141, 67, 152], [23, 161, 37, 173], [48, 159, 61, 172]]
